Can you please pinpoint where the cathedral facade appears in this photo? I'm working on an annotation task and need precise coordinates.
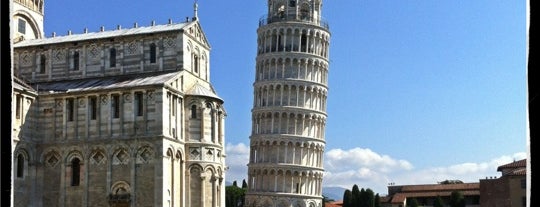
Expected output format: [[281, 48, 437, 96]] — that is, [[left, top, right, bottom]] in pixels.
[[11, 1, 227, 206], [245, 0, 331, 206]]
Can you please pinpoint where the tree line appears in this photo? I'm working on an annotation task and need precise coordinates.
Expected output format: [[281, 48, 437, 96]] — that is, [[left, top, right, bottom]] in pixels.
[[225, 180, 247, 207], [342, 184, 381, 207]]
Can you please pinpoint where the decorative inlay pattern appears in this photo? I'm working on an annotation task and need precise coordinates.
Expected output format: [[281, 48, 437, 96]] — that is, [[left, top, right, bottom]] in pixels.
[[123, 94, 131, 103], [100, 95, 108, 105], [45, 152, 60, 167], [127, 42, 139, 54], [190, 148, 200, 160], [113, 149, 129, 165], [147, 91, 154, 101], [53, 49, 65, 63], [90, 151, 106, 165], [164, 37, 176, 48], [21, 52, 31, 66], [205, 149, 213, 161], [88, 44, 99, 59], [136, 147, 153, 164], [55, 99, 63, 108], [78, 99, 85, 107]]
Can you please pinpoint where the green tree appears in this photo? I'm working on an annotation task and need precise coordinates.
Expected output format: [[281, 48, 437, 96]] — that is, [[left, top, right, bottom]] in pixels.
[[352, 185, 361, 207], [407, 198, 419, 207], [359, 188, 367, 207], [226, 181, 246, 207], [365, 188, 375, 207], [374, 193, 381, 207], [434, 196, 445, 207], [343, 189, 352, 207], [322, 195, 335, 204], [242, 179, 248, 189], [449, 191, 465, 207], [232, 181, 237, 187]]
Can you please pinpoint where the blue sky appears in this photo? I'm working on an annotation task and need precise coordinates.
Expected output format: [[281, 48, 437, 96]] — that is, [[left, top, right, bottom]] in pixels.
[[43, 0, 528, 195]]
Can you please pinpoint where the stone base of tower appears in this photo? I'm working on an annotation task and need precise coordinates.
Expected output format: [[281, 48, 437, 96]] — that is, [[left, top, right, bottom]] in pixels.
[[244, 193, 322, 207]]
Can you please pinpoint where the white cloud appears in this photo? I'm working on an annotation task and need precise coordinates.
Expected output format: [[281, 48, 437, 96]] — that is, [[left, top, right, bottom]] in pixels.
[[323, 147, 414, 194], [322, 148, 527, 196], [225, 142, 250, 184], [325, 148, 414, 173], [222, 143, 527, 196]]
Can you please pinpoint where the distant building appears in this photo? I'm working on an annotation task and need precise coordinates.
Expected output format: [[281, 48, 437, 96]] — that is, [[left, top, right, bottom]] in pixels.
[[480, 159, 526, 207], [382, 182, 480, 207], [11, 0, 227, 206], [380, 159, 527, 207]]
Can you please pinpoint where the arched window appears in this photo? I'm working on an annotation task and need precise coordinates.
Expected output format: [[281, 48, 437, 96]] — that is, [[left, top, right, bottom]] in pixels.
[[40, 54, 46, 73], [67, 98, 74, 121], [149, 43, 157, 63], [110, 48, 116, 67], [17, 154, 24, 178], [73, 51, 80, 70], [192, 53, 199, 73], [89, 96, 97, 120], [191, 105, 197, 119], [71, 158, 80, 186], [300, 4, 310, 20], [301, 34, 307, 52]]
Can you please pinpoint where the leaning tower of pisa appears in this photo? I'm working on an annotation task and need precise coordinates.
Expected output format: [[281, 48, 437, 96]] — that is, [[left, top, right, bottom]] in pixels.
[[245, 1, 330, 206]]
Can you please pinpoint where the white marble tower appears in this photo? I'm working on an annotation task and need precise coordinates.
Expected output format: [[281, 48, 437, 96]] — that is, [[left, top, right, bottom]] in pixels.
[[245, 0, 330, 206]]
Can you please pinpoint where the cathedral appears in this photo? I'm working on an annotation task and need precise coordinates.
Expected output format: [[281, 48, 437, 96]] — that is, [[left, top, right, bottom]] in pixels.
[[10, 0, 227, 206], [245, 0, 330, 207]]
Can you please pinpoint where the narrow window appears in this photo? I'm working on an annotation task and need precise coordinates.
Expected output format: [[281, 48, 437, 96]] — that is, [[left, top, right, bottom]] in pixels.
[[150, 43, 157, 63], [71, 158, 80, 186], [17, 154, 24, 178], [73, 51, 80, 70], [18, 19, 26, 34], [67, 98, 74, 121], [40, 54, 46, 73], [295, 183, 299, 193], [191, 105, 197, 119], [193, 54, 199, 73], [278, 35, 283, 51], [109, 48, 116, 67], [112, 94, 120, 118], [89, 97, 97, 120], [300, 4, 310, 20], [172, 96, 177, 116], [301, 34, 307, 52], [16, 95, 22, 119], [135, 92, 143, 116], [271, 35, 277, 52]]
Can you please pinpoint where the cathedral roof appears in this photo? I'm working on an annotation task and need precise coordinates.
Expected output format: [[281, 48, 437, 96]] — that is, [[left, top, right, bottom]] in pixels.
[[33, 71, 182, 93], [13, 76, 37, 94], [14, 21, 193, 47], [186, 81, 223, 102]]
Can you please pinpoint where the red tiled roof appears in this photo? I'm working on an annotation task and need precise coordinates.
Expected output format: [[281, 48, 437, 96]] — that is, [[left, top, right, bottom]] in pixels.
[[390, 190, 480, 203], [398, 183, 479, 192], [508, 168, 526, 176], [325, 201, 343, 207], [497, 159, 526, 171], [379, 196, 392, 203]]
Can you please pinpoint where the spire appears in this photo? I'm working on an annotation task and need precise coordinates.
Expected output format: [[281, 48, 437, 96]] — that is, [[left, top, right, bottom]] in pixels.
[[193, 0, 199, 21]]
